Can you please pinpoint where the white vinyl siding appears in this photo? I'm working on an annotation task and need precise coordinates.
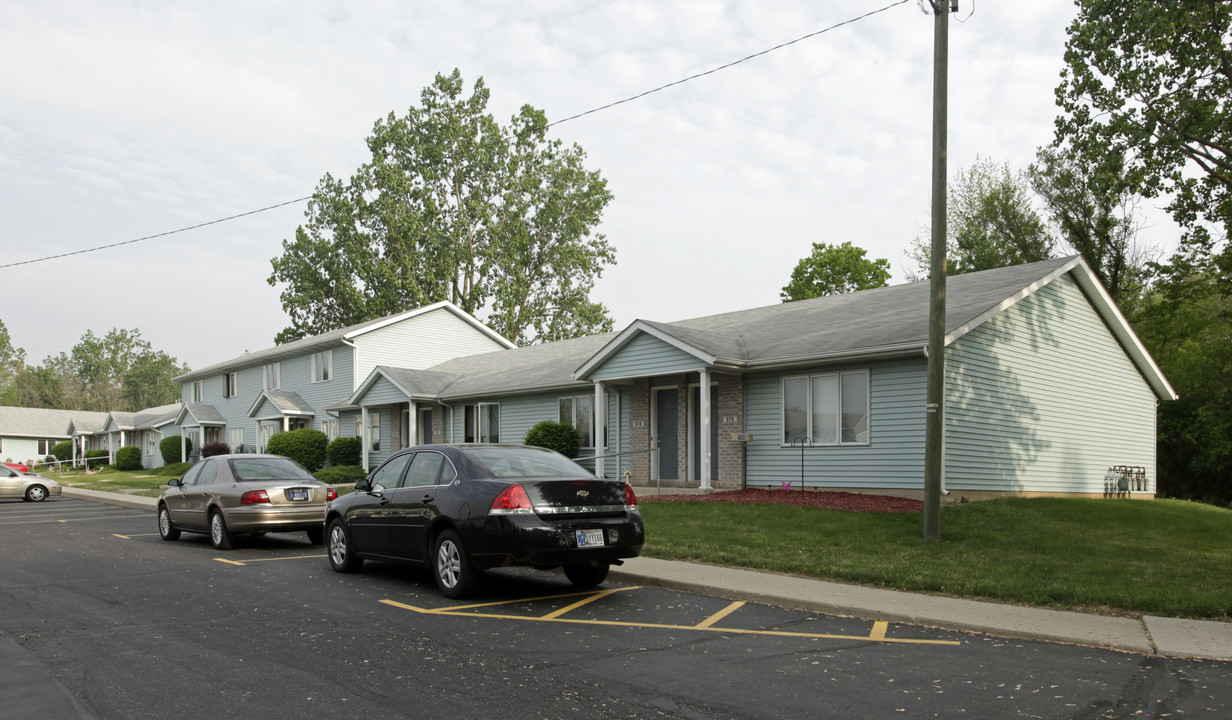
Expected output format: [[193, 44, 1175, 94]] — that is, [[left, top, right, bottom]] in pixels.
[[944, 273, 1158, 493], [352, 306, 509, 382]]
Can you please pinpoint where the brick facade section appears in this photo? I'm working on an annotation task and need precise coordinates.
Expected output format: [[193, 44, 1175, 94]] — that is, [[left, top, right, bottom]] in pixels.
[[624, 372, 745, 491]]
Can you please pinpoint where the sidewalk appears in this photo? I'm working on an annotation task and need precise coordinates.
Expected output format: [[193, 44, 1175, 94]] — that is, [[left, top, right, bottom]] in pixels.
[[62, 487, 1232, 661]]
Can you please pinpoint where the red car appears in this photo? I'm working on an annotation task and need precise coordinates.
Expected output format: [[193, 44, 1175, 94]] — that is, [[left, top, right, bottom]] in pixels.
[[2, 461, 30, 473]]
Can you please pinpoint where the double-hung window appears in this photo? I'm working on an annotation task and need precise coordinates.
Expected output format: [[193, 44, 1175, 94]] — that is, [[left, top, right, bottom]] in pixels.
[[782, 370, 870, 445], [263, 363, 280, 391], [230, 428, 244, 453], [223, 372, 238, 398], [191, 381, 203, 403], [311, 350, 332, 383], [463, 403, 500, 443], [558, 395, 594, 447]]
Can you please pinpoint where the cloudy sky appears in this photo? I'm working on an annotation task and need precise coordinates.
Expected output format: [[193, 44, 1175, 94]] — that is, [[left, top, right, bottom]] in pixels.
[[0, 1, 1178, 372]]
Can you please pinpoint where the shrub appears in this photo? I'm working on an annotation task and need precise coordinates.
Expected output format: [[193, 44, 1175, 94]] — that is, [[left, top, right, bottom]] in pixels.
[[314, 464, 368, 484], [160, 436, 192, 465], [51, 441, 73, 462], [115, 445, 142, 471], [524, 420, 581, 459], [201, 442, 231, 458], [267, 428, 329, 472], [327, 436, 363, 468], [84, 449, 110, 469], [155, 462, 193, 477]]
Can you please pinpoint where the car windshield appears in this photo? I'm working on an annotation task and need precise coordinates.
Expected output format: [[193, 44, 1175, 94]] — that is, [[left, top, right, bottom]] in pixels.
[[464, 447, 588, 479], [228, 457, 310, 482]]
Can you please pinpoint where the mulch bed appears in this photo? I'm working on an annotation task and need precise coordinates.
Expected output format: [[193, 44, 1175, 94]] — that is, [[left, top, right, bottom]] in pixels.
[[639, 488, 925, 513]]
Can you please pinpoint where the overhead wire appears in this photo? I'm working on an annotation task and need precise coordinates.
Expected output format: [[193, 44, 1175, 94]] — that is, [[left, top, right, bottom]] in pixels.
[[3, 1, 911, 270]]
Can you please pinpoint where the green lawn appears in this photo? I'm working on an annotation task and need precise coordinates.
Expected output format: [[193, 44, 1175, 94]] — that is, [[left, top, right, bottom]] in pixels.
[[58, 468, 179, 498], [639, 497, 1232, 619]]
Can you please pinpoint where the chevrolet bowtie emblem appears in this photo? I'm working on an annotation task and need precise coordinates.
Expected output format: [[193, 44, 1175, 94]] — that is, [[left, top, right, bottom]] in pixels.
[[577, 490, 590, 497]]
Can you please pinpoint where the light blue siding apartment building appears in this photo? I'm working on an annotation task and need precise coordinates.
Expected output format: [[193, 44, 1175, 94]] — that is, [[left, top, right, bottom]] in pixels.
[[173, 256, 1173, 499], [172, 302, 513, 464], [336, 256, 1174, 499]]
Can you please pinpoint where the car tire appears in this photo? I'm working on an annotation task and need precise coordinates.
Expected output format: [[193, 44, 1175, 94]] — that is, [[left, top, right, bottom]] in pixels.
[[327, 518, 363, 573], [433, 529, 481, 599], [158, 505, 181, 541], [209, 510, 235, 550], [306, 525, 325, 545], [24, 485, 48, 502], [564, 562, 610, 588]]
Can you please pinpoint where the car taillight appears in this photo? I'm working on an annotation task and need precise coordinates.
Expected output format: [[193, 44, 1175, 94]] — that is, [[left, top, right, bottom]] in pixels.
[[240, 489, 270, 505], [490, 484, 534, 514], [625, 483, 638, 507], [326, 487, 338, 501]]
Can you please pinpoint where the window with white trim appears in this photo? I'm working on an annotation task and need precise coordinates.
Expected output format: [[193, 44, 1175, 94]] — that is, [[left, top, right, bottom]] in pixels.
[[463, 403, 500, 443], [311, 350, 332, 383], [322, 419, 339, 441], [782, 370, 870, 445], [263, 363, 280, 391], [558, 395, 594, 448], [145, 433, 156, 456], [230, 428, 244, 452], [191, 381, 203, 403], [38, 439, 57, 455], [223, 372, 238, 398], [369, 412, 381, 452]]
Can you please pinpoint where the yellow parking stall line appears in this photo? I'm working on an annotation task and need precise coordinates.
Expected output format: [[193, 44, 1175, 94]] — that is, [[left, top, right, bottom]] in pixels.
[[540, 588, 626, 620], [212, 554, 327, 566], [696, 601, 745, 629], [379, 598, 961, 646], [113, 532, 162, 539], [417, 586, 641, 614], [869, 621, 888, 640], [0, 514, 144, 526]]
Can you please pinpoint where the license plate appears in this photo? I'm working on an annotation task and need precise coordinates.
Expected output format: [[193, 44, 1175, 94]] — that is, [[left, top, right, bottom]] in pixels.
[[576, 529, 605, 548], [288, 488, 310, 501]]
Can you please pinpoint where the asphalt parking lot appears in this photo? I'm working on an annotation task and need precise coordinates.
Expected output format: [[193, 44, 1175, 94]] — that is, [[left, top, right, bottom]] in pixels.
[[3, 497, 1228, 719]]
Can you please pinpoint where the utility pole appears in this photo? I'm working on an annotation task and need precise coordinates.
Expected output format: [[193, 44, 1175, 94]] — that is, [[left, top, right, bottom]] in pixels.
[[924, 0, 953, 541]]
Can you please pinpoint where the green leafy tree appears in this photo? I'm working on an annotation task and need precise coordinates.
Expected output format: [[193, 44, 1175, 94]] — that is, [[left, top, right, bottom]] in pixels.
[[1028, 145, 1156, 309], [909, 158, 1054, 278], [122, 350, 189, 410], [780, 242, 890, 301], [269, 69, 616, 346], [1132, 257, 1231, 504], [0, 320, 25, 405], [1055, 1, 1231, 273]]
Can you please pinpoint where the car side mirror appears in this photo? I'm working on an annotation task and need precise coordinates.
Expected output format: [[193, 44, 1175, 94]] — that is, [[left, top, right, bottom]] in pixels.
[[167, 478, 182, 487], [354, 478, 371, 492]]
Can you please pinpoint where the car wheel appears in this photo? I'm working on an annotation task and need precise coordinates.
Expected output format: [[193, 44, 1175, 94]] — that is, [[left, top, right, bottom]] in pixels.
[[564, 562, 610, 588], [327, 518, 363, 573], [24, 485, 48, 502], [433, 529, 481, 599], [158, 505, 181, 541], [209, 510, 235, 550], [306, 525, 325, 545]]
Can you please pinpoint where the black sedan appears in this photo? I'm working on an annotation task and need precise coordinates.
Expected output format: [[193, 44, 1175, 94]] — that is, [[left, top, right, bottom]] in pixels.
[[325, 444, 644, 598]]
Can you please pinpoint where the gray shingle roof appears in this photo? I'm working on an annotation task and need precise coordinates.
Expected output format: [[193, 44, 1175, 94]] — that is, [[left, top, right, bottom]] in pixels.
[[0, 407, 108, 438], [413, 257, 1077, 398], [179, 403, 226, 426]]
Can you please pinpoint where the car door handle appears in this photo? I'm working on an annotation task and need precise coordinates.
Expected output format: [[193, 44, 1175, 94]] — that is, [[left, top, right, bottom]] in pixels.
[[422, 494, 434, 503]]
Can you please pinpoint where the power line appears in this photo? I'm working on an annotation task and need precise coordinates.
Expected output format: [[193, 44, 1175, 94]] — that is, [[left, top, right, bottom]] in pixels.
[[547, 0, 912, 127], [0, 196, 311, 270], [4, 2, 909, 270]]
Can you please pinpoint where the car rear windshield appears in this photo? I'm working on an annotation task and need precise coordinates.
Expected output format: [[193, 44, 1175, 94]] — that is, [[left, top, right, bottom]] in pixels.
[[463, 447, 588, 479], [228, 457, 310, 482]]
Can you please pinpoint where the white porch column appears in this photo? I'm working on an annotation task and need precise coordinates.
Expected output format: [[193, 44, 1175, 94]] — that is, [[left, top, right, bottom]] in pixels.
[[593, 382, 606, 479], [699, 368, 712, 491], [408, 402, 417, 448], [361, 406, 370, 472], [180, 433, 187, 462], [282, 416, 289, 432]]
